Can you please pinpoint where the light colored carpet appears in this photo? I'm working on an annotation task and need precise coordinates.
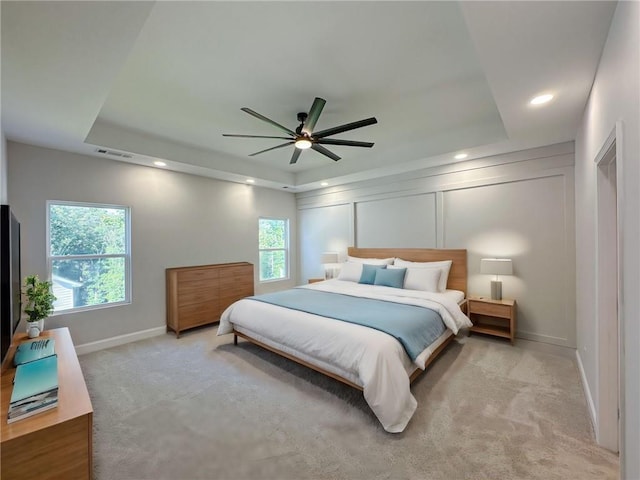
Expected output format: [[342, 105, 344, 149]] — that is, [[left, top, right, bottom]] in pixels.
[[79, 328, 618, 480]]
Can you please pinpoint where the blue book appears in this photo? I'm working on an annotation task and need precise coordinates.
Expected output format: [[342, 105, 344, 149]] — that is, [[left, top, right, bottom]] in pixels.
[[13, 338, 56, 366], [10, 354, 59, 406]]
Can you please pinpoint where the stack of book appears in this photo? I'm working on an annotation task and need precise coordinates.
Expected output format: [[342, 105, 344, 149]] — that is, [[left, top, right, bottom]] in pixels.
[[8, 339, 58, 423]]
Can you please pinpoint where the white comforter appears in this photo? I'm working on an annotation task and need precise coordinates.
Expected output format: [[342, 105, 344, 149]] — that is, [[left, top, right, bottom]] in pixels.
[[217, 279, 471, 433]]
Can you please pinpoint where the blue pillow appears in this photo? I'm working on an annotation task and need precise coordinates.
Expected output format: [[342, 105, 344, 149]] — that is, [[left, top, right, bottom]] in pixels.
[[374, 267, 407, 289], [359, 264, 387, 285]]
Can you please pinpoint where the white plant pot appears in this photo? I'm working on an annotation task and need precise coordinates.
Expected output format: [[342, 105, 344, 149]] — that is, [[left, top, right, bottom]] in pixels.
[[27, 319, 45, 338]]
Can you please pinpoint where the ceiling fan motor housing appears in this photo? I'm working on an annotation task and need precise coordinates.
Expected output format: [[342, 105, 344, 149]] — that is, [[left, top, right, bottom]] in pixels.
[[295, 112, 308, 135]]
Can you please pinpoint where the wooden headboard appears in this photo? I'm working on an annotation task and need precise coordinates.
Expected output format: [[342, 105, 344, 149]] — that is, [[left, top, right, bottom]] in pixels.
[[347, 247, 467, 295]]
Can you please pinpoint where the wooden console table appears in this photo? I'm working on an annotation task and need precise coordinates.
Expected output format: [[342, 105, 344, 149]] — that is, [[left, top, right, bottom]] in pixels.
[[1, 327, 93, 480]]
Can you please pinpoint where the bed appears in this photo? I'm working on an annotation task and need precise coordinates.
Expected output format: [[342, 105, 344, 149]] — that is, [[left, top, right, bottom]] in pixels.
[[217, 247, 471, 432]]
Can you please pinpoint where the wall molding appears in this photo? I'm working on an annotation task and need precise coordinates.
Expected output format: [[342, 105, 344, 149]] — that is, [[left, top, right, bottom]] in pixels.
[[297, 142, 576, 349], [75, 326, 166, 356], [297, 144, 574, 209]]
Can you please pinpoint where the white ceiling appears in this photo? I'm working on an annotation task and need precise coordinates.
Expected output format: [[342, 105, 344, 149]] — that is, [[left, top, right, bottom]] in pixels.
[[1, 1, 616, 192]]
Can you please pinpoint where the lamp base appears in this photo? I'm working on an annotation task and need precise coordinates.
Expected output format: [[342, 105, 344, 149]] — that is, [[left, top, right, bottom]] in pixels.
[[324, 266, 337, 280], [490, 280, 503, 300]]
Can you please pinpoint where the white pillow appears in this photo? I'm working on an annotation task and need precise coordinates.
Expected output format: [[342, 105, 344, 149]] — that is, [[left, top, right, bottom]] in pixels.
[[347, 256, 394, 265], [393, 259, 452, 292], [389, 265, 441, 292], [337, 262, 363, 282]]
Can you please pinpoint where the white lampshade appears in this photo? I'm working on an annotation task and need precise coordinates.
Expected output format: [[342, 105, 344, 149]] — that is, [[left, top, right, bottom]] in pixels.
[[480, 258, 513, 276], [321, 252, 339, 264]]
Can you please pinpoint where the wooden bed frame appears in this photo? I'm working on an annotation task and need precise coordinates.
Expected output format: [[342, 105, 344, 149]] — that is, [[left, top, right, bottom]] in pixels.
[[233, 247, 468, 392]]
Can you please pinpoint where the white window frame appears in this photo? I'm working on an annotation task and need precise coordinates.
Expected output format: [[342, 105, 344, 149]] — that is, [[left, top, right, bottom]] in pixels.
[[46, 200, 132, 314], [258, 217, 290, 283]]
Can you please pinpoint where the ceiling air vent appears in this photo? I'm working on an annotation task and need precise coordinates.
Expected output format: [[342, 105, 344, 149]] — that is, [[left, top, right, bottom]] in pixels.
[[95, 148, 133, 159]]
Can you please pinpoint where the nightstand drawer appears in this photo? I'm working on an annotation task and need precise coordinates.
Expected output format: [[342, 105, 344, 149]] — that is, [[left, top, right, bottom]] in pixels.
[[469, 300, 511, 318]]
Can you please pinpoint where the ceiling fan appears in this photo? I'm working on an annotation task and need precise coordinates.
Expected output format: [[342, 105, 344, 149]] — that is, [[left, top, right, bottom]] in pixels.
[[223, 97, 377, 164]]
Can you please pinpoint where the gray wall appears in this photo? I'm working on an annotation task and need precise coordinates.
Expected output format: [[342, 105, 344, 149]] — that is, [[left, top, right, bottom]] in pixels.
[[7, 142, 298, 346], [574, 0, 639, 476], [356, 194, 437, 248], [297, 142, 576, 348]]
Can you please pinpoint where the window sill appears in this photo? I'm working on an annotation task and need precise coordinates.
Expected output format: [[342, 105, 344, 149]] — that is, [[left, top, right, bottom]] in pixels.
[[258, 277, 290, 284], [52, 300, 131, 316]]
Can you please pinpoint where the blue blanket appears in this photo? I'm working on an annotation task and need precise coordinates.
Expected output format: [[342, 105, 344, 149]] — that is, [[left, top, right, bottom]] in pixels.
[[247, 289, 446, 361]]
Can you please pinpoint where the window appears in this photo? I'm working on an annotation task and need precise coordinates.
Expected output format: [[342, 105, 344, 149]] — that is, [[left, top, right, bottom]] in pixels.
[[47, 201, 131, 313], [258, 217, 289, 282]]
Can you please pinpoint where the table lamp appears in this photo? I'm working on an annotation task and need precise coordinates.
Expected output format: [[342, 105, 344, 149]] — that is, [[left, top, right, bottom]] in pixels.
[[321, 252, 339, 279], [480, 258, 513, 300]]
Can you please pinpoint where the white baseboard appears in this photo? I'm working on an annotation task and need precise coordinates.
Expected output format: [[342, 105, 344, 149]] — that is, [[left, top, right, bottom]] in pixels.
[[516, 329, 573, 348], [575, 349, 598, 438], [75, 326, 166, 356]]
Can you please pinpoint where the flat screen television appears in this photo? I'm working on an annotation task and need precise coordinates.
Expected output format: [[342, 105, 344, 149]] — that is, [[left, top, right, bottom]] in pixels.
[[1, 204, 21, 366]]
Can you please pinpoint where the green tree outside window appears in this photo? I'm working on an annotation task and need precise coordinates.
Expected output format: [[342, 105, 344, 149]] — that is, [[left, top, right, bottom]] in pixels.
[[259, 218, 289, 281], [48, 202, 130, 312]]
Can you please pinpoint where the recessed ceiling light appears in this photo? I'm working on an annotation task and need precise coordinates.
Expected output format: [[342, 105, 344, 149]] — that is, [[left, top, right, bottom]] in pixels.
[[320, 182, 329, 187], [153, 161, 166, 167], [530, 94, 554, 105], [246, 179, 255, 184], [454, 153, 468, 160]]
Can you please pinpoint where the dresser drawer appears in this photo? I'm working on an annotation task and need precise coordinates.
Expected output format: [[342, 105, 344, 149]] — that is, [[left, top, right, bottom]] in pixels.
[[219, 265, 253, 278], [178, 268, 220, 283], [177, 301, 220, 328], [219, 278, 253, 297], [177, 282, 220, 306]]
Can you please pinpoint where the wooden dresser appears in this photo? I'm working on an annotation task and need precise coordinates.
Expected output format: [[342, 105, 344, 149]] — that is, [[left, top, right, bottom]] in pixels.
[[166, 262, 254, 337], [1, 328, 93, 480]]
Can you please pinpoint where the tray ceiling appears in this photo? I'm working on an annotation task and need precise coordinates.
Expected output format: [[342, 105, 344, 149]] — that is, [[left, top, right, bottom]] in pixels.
[[1, 1, 616, 191]]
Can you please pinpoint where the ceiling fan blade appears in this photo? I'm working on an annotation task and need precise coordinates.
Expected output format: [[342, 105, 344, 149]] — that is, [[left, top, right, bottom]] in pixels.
[[302, 97, 326, 135], [311, 144, 341, 162], [313, 117, 378, 139], [289, 148, 302, 165], [241, 108, 296, 137], [223, 134, 292, 140], [249, 141, 294, 156], [316, 139, 374, 148]]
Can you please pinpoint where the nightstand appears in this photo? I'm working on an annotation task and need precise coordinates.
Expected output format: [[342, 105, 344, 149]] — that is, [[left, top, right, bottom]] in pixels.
[[467, 295, 517, 344], [308, 278, 325, 284]]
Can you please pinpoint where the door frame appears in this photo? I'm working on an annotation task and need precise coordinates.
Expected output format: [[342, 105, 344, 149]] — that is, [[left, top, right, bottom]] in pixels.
[[594, 121, 624, 455]]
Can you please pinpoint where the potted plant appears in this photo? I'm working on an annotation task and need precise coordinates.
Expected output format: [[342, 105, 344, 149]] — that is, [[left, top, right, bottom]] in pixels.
[[23, 275, 56, 338]]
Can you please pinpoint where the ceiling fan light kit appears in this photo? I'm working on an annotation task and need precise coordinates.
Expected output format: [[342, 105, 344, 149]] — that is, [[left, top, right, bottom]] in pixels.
[[223, 97, 377, 164], [294, 138, 312, 150]]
